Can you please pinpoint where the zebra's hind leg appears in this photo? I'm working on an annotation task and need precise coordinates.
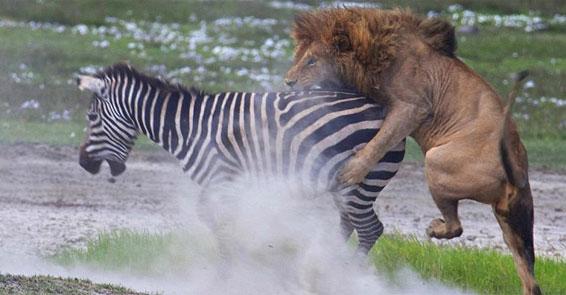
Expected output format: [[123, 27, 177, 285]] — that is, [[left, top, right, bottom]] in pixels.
[[196, 188, 237, 278], [344, 192, 384, 254], [332, 193, 355, 241], [351, 211, 384, 254], [339, 211, 355, 241]]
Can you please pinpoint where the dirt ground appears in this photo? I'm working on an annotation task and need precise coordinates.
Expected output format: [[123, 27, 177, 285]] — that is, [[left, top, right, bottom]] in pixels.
[[0, 143, 564, 258]]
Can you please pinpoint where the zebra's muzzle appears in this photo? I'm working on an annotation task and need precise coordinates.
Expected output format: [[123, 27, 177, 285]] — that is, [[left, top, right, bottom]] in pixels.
[[107, 160, 126, 176], [79, 153, 126, 176], [79, 144, 126, 176], [79, 153, 102, 175]]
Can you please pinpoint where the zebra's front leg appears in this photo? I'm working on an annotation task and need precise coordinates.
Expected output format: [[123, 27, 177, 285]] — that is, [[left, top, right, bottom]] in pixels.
[[196, 188, 236, 277]]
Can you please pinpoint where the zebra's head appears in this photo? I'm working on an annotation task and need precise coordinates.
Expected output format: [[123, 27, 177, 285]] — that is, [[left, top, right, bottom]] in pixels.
[[76, 66, 138, 176]]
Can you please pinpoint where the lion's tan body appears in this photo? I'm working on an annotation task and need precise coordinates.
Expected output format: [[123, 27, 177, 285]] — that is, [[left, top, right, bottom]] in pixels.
[[285, 8, 540, 295]]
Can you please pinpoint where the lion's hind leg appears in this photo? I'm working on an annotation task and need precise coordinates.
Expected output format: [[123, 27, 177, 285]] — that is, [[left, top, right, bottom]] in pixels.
[[494, 183, 541, 295]]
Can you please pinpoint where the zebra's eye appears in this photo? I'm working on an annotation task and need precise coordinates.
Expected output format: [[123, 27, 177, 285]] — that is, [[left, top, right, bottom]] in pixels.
[[306, 57, 317, 67], [96, 86, 109, 101], [87, 113, 98, 121]]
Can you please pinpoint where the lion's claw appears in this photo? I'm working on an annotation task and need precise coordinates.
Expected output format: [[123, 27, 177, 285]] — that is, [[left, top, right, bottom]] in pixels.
[[338, 156, 372, 185]]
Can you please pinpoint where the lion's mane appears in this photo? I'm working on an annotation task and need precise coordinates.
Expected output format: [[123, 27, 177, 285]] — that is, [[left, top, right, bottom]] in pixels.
[[291, 8, 456, 95]]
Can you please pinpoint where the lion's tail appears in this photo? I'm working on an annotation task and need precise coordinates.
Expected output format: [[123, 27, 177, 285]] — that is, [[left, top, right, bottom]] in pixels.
[[500, 70, 529, 189], [502, 70, 528, 120]]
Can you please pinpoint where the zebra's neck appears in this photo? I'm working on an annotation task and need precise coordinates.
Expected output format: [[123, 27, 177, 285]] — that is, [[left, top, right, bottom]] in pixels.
[[130, 79, 213, 177]]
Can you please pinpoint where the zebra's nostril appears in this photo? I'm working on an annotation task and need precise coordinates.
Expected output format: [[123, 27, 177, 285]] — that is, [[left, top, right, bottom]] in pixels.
[[76, 76, 81, 86], [285, 79, 297, 87]]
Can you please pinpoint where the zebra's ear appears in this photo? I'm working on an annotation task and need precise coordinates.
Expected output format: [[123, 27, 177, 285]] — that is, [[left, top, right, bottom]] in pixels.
[[77, 75, 105, 94]]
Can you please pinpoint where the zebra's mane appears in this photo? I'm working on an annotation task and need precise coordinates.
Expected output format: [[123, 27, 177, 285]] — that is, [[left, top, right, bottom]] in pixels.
[[95, 63, 207, 97]]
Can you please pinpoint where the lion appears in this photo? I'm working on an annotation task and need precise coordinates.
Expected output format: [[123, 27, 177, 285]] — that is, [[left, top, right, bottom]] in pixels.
[[285, 8, 541, 295]]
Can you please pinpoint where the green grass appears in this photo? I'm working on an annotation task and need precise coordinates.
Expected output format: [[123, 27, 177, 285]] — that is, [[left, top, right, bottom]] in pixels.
[[52, 230, 566, 295], [1, 0, 564, 25], [53, 230, 207, 275], [0, 119, 157, 149], [0, 273, 146, 295], [372, 234, 566, 295]]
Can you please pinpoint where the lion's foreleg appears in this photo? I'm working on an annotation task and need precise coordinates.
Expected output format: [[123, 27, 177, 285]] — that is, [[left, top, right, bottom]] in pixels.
[[339, 100, 428, 185]]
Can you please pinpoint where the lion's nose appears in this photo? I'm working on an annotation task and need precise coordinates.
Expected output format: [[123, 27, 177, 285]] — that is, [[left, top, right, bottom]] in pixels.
[[285, 79, 297, 87]]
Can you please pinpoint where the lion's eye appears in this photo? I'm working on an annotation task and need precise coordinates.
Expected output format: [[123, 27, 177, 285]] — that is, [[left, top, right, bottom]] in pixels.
[[306, 57, 317, 67]]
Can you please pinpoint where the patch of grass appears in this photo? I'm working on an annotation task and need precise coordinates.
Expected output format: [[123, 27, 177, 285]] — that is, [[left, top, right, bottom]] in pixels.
[[0, 0, 297, 26], [371, 234, 566, 295], [380, 0, 566, 16], [403, 138, 423, 162], [0, 120, 83, 146], [1, 0, 564, 25], [0, 273, 146, 295], [523, 137, 566, 171], [52, 230, 210, 275], [458, 29, 566, 139], [0, 119, 157, 150]]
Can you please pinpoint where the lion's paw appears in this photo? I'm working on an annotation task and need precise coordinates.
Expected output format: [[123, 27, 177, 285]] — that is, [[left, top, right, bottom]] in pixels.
[[426, 218, 463, 239], [338, 157, 371, 185], [426, 218, 446, 238]]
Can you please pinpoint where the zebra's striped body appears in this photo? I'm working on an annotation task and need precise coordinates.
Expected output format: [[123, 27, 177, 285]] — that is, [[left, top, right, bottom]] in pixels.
[[78, 64, 405, 252]]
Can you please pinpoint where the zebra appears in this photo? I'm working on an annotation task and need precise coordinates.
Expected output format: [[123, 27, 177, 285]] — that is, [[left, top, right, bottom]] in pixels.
[[77, 63, 405, 254]]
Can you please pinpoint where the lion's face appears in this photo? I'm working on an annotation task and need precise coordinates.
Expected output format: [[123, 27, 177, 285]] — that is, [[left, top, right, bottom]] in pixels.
[[285, 42, 346, 91]]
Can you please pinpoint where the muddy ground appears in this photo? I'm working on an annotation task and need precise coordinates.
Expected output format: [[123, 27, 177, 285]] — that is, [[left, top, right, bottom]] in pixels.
[[0, 143, 564, 258]]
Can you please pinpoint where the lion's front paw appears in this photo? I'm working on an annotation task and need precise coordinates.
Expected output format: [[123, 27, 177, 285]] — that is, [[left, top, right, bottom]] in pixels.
[[338, 156, 372, 185]]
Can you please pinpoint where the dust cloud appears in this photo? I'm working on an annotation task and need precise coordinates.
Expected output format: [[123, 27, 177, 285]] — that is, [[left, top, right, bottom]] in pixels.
[[0, 176, 474, 294]]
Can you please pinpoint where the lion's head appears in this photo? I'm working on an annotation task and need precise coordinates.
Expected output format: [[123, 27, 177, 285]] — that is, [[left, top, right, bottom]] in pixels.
[[285, 8, 456, 96]]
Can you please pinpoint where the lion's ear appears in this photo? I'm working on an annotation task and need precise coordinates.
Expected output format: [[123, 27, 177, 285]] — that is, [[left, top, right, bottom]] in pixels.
[[333, 31, 352, 52]]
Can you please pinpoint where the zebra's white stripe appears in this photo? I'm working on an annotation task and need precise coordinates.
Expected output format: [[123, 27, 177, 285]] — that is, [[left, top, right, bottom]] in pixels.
[[173, 95, 185, 157], [248, 93, 263, 176], [259, 93, 272, 175]]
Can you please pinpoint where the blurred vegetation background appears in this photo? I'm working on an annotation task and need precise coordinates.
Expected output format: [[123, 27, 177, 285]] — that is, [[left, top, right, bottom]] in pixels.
[[0, 0, 564, 167]]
